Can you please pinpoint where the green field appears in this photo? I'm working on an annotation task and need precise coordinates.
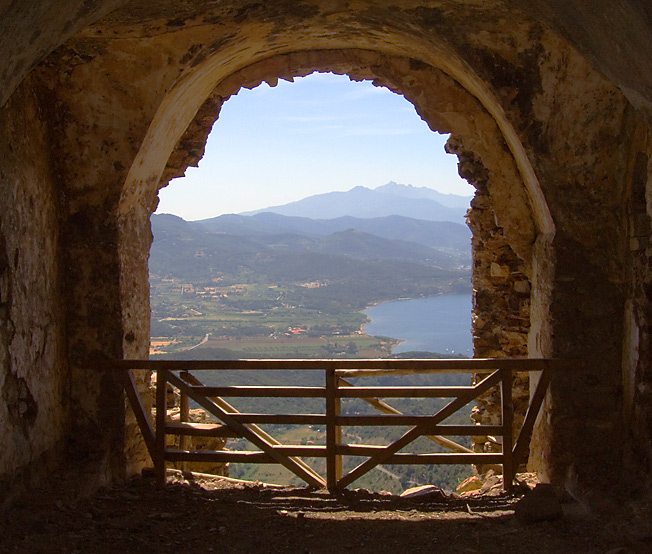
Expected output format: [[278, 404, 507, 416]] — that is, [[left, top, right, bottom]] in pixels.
[[150, 279, 395, 357], [150, 275, 474, 492]]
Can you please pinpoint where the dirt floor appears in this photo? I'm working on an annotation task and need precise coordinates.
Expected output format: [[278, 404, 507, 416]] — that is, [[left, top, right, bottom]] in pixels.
[[2, 470, 652, 554]]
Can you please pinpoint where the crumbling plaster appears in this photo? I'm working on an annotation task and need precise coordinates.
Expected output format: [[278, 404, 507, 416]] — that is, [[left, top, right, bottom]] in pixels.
[[1, 0, 652, 502], [502, 0, 652, 123], [0, 0, 127, 107]]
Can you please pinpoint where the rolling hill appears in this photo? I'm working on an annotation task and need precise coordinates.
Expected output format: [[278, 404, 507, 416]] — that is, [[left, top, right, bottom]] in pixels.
[[149, 214, 470, 311], [193, 212, 471, 252], [151, 213, 470, 278], [150, 182, 472, 306]]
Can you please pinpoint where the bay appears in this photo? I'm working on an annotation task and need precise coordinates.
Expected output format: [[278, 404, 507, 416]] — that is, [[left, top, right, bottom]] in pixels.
[[363, 294, 472, 356]]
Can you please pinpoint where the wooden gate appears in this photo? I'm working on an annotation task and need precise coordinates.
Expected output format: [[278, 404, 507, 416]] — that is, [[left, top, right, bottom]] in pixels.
[[100, 359, 567, 492]]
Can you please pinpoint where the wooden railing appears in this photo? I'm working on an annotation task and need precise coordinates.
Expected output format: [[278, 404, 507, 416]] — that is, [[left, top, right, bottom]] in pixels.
[[98, 359, 568, 493]]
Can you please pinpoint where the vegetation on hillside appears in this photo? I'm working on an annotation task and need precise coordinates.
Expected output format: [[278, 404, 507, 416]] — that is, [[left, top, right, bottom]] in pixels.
[[149, 201, 475, 492]]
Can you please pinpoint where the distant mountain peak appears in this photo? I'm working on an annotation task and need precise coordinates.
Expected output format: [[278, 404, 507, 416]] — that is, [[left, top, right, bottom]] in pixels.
[[374, 181, 472, 210], [376, 181, 413, 190]]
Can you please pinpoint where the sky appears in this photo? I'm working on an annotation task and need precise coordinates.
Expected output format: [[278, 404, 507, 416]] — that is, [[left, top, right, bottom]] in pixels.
[[155, 72, 473, 221]]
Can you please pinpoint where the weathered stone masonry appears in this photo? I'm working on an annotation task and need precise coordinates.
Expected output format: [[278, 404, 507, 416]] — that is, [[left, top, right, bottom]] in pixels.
[[0, 76, 67, 506], [447, 140, 531, 461], [2, 0, 652, 506]]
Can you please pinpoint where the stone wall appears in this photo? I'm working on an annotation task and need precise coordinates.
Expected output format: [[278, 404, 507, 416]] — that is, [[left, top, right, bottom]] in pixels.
[[31, 40, 166, 484], [1, 0, 652, 505], [521, 36, 632, 487], [0, 75, 68, 508], [447, 140, 531, 464]]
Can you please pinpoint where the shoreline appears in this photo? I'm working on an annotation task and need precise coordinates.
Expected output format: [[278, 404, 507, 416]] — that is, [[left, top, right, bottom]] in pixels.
[[358, 294, 436, 336], [361, 292, 473, 357]]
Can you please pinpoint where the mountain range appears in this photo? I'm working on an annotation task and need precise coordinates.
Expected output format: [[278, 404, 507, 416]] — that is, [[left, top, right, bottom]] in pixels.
[[240, 181, 471, 222], [192, 212, 470, 252], [150, 183, 472, 285]]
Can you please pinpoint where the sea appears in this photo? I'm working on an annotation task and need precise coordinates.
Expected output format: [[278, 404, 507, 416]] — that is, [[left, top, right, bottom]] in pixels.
[[363, 293, 473, 356]]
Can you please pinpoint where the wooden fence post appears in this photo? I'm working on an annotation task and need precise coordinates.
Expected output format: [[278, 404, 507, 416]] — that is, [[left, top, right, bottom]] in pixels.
[[325, 366, 341, 492], [178, 370, 190, 471], [155, 368, 168, 489], [501, 368, 514, 491]]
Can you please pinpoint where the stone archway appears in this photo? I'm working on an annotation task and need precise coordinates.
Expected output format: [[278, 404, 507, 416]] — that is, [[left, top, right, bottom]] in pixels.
[[117, 46, 553, 476], [2, 1, 648, 505]]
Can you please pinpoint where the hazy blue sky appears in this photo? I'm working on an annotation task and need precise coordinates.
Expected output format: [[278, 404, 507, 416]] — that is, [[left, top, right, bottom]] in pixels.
[[155, 72, 473, 221]]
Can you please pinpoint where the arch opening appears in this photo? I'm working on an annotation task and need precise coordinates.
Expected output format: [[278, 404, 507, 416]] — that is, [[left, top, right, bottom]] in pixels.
[[118, 48, 552, 483], [120, 45, 554, 480], [151, 73, 474, 355], [155, 73, 474, 220], [149, 73, 480, 491]]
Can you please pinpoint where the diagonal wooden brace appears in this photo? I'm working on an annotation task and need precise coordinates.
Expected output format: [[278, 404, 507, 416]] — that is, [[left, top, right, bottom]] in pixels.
[[175, 371, 323, 483], [167, 371, 326, 488], [123, 369, 156, 459], [338, 377, 472, 454], [512, 367, 553, 468], [337, 369, 502, 490]]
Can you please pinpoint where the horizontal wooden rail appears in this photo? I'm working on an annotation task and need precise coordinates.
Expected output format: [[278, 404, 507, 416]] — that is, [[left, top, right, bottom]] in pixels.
[[335, 423, 504, 435], [164, 447, 505, 466], [338, 386, 473, 398], [165, 421, 238, 438], [189, 385, 326, 397], [333, 416, 504, 428], [101, 357, 571, 492], [166, 449, 275, 463], [384, 453, 505, 464], [91, 358, 571, 372], [300, 450, 505, 465], [227, 413, 326, 425]]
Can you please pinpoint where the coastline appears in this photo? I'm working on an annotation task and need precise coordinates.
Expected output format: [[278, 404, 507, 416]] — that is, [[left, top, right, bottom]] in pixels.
[[361, 293, 473, 357], [359, 294, 436, 335]]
